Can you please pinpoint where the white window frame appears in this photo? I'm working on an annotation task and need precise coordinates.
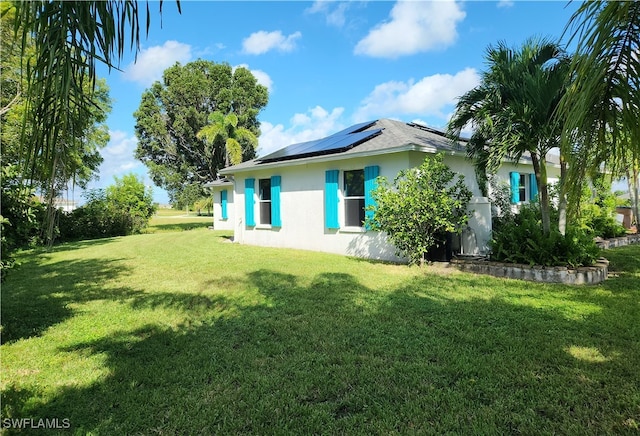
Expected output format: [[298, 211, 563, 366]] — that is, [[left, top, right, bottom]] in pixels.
[[258, 178, 272, 225], [343, 169, 365, 228]]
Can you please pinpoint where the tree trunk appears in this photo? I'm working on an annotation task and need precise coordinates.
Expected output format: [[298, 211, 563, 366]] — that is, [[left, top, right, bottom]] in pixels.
[[531, 153, 551, 235], [43, 154, 60, 247], [627, 166, 640, 230], [557, 157, 568, 235]]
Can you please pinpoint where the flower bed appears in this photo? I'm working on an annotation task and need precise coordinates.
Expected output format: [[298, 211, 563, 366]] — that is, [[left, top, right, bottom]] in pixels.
[[450, 233, 639, 285]]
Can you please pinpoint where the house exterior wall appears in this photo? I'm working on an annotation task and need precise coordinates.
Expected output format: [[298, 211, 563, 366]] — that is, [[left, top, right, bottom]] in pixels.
[[232, 153, 411, 261], [229, 150, 501, 262], [210, 186, 234, 231], [494, 161, 561, 212]]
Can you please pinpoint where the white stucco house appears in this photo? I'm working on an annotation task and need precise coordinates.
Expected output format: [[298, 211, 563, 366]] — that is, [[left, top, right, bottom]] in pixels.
[[208, 119, 558, 262], [203, 178, 235, 231]]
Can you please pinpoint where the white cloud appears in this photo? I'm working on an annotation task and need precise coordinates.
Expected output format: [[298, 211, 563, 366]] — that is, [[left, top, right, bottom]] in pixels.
[[258, 106, 345, 157], [354, 68, 480, 122], [306, 1, 349, 27], [497, 0, 515, 8], [123, 41, 192, 86], [242, 30, 302, 55], [99, 130, 144, 180], [354, 0, 466, 58], [234, 64, 274, 92]]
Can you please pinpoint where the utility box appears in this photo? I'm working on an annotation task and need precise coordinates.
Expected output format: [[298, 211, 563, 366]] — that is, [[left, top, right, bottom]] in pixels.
[[616, 206, 634, 230], [466, 197, 492, 255]]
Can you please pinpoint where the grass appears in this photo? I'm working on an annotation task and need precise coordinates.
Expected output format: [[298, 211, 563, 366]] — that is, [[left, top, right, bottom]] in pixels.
[[146, 208, 213, 233], [1, 219, 639, 434]]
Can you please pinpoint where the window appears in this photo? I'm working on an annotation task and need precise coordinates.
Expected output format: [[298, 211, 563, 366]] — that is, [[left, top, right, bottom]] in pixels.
[[259, 178, 271, 225], [510, 172, 538, 204], [519, 174, 527, 202], [344, 169, 365, 227], [325, 167, 378, 230]]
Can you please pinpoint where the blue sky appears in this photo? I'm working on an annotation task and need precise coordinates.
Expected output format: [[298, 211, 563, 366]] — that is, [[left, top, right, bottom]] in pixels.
[[88, 0, 582, 205]]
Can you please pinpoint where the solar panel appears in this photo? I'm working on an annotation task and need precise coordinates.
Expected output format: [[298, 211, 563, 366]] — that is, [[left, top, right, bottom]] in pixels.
[[258, 120, 380, 163], [324, 120, 377, 138], [315, 129, 381, 152], [259, 138, 323, 161]]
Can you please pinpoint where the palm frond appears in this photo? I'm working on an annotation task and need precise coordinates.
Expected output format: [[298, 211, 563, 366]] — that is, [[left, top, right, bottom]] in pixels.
[[10, 1, 180, 183]]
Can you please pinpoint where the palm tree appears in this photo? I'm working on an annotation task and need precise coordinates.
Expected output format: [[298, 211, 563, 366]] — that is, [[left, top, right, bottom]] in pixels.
[[559, 0, 640, 218], [8, 1, 180, 184], [447, 37, 571, 235], [197, 111, 258, 169]]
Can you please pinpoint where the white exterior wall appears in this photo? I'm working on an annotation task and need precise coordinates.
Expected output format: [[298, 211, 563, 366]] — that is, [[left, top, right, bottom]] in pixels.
[[495, 161, 561, 190], [229, 150, 504, 262], [210, 185, 235, 231], [232, 154, 413, 261]]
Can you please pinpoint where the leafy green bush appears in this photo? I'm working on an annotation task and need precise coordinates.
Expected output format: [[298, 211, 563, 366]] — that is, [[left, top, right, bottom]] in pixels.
[[577, 175, 626, 238], [1, 165, 46, 280], [58, 189, 128, 241], [588, 215, 627, 239], [367, 154, 472, 265], [491, 204, 600, 267], [58, 174, 156, 241], [106, 173, 156, 232]]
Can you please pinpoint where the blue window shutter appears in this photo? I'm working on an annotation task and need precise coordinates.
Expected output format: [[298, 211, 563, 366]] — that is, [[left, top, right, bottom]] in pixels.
[[510, 172, 520, 204], [364, 165, 379, 229], [529, 173, 538, 202], [244, 178, 255, 226], [221, 190, 228, 220], [325, 170, 339, 229], [271, 176, 282, 227]]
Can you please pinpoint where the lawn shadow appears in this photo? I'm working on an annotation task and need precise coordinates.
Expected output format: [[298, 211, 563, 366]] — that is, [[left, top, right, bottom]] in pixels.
[[4, 267, 638, 433], [146, 222, 211, 232], [1, 256, 136, 344]]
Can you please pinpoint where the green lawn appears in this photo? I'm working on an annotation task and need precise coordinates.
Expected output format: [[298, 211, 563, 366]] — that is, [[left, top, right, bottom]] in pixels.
[[1, 222, 639, 434]]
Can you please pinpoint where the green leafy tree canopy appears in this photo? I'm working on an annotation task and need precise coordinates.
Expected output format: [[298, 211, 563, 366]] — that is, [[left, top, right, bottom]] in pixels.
[[134, 60, 268, 200], [106, 173, 156, 225]]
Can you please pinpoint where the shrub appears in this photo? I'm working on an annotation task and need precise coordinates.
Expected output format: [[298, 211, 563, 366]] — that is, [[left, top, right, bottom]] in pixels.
[[1, 165, 46, 280], [58, 189, 129, 241], [106, 173, 156, 232], [491, 203, 600, 267], [58, 174, 156, 242], [578, 175, 627, 238], [588, 215, 627, 239], [367, 154, 472, 265]]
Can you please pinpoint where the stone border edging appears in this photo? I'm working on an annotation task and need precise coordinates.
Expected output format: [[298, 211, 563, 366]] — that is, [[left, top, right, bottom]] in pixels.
[[450, 233, 639, 285], [450, 258, 609, 285], [595, 233, 640, 249]]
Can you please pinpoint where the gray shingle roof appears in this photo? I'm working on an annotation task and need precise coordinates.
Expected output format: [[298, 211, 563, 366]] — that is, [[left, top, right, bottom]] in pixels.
[[220, 119, 466, 174], [218, 118, 560, 175]]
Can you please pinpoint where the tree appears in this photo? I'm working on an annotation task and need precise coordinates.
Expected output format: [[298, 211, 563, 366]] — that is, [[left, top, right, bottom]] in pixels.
[[197, 111, 258, 168], [1, 4, 112, 245], [559, 0, 640, 214], [105, 173, 156, 233], [134, 60, 268, 200], [176, 183, 204, 214], [447, 37, 571, 236], [366, 154, 472, 266]]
